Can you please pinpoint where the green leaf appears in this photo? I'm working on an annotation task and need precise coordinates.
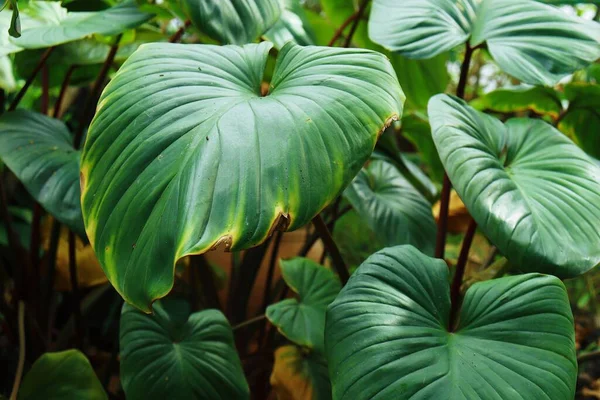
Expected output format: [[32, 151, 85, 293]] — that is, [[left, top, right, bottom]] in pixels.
[[558, 83, 600, 158], [183, 0, 282, 45], [18, 350, 107, 400], [429, 94, 600, 278], [470, 86, 563, 119], [325, 245, 577, 400], [8, 0, 20, 38], [369, 0, 600, 85], [10, 1, 153, 49], [271, 345, 332, 400], [120, 300, 249, 400], [81, 42, 403, 312], [267, 258, 341, 353], [401, 113, 445, 183], [263, 0, 315, 49], [0, 55, 16, 91], [0, 111, 85, 237], [343, 159, 436, 255], [333, 209, 383, 269]]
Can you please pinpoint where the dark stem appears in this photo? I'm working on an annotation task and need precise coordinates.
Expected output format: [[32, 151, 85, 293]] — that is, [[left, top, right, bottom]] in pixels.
[[435, 174, 452, 259], [68, 231, 83, 349], [8, 47, 55, 112], [343, 0, 370, 48], [28, 204, 42, 318], [169, 20, 191, 43], [73, 35, 122, 149], [44, 220, 61, 342], [261, 230, 283, 313], [448, 218, 477, 331], [312, 214, 349, 284], [53, 65, 77, 119], [41, 65, 49, 114], [328, 11, 360, 46], [233, 314, 265, 331], [192, 255, 222, 310], [456, 43, 475, 100], [0, 89, 5, 115], [578, 350, 600, 364]]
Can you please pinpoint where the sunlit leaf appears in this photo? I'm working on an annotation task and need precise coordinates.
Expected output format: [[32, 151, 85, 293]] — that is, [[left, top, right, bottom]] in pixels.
[[325, 245, 577, 400], [80, 42, 403, 311], [470, 86, 563, 119]]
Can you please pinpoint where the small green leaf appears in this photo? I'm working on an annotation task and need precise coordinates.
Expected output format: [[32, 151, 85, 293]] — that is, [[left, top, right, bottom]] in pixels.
[[10, 1, 153, 49], [120, 300, 249, 400], [81, 42, 403, 312], [325, 245, 577, 400], [470, 86, 563, 119], [183, 0, 282, 45], [369, 0, 600, 85], [8, 0, 20, 38], [18, 350, 107, 400], [267, 258, 341, 353], [0, 111, 84, 237], [429, 94, 600, 278], [343, 159, 436, 255]]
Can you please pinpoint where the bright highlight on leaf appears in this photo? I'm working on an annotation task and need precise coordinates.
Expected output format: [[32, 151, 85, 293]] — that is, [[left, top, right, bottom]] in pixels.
[[369, 0, 600, 85], [80, 41, 404, 312], [325, 245, 577, 400], [429, 94, 600, 278], [120, 300, 249, 400]]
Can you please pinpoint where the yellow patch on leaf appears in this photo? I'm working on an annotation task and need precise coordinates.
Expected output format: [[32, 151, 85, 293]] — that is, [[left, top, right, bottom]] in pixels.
[[432, 190, 471, 234], [270, 346, 313, 400]]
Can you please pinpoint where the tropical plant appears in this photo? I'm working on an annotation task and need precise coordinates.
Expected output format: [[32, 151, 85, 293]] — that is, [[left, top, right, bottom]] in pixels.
[[0, 0, 599, 399]]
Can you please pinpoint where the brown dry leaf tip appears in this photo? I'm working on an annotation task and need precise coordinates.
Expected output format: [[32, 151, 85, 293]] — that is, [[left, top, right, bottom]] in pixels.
[[268, 212, 291, 238], [209, 234, 233, 252], [79, 171, 86, 192], [378, 114, 399, 139]]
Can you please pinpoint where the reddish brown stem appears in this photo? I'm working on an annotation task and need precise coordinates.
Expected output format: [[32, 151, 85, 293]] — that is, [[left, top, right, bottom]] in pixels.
[[312, 214, 349, 284], [169, 20, 191, 43], [456, 43, 474, 100], [68, 231, 83, 349], [328, 12, 360, 46], [9, 47, 54, 112], [342, 0, 370, 48], [448, 218, 477, 331], [435, 174, 452, 259], [74, 35, 122, 149], [53, 65, 77, 119]]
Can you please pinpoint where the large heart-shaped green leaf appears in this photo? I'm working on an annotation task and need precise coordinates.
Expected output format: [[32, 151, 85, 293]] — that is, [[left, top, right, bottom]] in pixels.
[[267, 258, 341, 353], [429, 94, 600, 278], [325, 245, 577, 400], [120, 300, 249, 400], [10, 1, 153, 49], [80, 42, 403, 312], [183, 0, 282, 45], [558, 83, 600, 159], [343, 159, 436, 255], [369, 0, 600, 85], [0, 110, 84, 237], [18, 350, 107, 400]]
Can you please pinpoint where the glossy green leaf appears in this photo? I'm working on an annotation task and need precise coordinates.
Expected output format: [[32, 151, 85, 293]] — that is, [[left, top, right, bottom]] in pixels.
[[271, 345, 331, 400], [10, 1, 153, 49], [264, 0, 315, 49], [325, 245, 577, 400], [429, 94, 600, 278], [0, 111, 84, 237], [267, 258, 341, 353], [558, 83, 600, 158], [470, 86, 563, 119], [8, 0, 20, 38], [81, 42, 403, 312], [369, 0, 600, 85], [120, 300, 249, 400], [18, 350, 107, 400], [184, 0, 282, 45], [333, 209, 383, 269], [344, 159, 436, 255]]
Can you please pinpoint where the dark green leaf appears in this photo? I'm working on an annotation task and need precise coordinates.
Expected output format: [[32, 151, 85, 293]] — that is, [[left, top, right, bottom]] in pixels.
[[120, 300, 249, 400], [325, 245, 577, 400], [558, 83, 600, 158], [470, 86, 563, 118], [0, 111, 84, 237], [429, 94, 600, 277]]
